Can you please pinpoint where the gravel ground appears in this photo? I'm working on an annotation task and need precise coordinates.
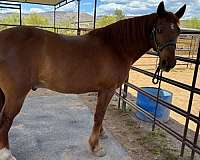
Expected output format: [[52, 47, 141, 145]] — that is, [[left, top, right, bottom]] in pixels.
[[15, 89, 199, 160], [9, 89, 131, 160]]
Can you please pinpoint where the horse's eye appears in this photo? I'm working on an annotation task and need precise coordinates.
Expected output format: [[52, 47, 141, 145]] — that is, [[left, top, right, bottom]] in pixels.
[[157, 28, 162, 33]]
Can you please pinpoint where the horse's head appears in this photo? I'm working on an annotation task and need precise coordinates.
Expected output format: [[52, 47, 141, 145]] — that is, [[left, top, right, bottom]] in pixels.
[[152, 1, 186, 72]]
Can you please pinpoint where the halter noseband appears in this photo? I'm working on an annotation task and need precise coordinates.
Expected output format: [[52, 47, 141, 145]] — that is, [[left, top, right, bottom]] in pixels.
[[151, 26, 177, 53]]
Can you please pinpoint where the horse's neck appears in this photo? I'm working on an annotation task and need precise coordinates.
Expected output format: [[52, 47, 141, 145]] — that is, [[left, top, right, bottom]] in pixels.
[[126, 14, 157, 62], [89, 13, 157, 63]]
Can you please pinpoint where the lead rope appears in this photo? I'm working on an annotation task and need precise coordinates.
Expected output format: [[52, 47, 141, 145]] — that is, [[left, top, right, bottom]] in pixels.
[[151, 26, 161, 85], [152, 45, 162, 130], [152, 66, 161, 84], [152, 70, 162, 131]]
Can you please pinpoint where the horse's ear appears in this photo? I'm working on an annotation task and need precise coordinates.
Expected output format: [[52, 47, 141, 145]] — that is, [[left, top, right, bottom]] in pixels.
[[175, 4, 186, 19], [157, 1, 166, 16]]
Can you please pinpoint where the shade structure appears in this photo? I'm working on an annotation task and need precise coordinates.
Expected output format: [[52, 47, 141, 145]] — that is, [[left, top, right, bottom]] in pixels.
[[0, 0, 70, 6]]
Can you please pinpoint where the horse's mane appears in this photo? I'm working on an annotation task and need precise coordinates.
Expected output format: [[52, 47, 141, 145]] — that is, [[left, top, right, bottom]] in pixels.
[[88, 12, 179, 57], [88, 14, 157, 54]]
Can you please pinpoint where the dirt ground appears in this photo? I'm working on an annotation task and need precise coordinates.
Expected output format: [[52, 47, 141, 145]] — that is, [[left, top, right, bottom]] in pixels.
[[79, 92, 199, 160], [28, 83, 199, 160], [78, 55, 200, 160]]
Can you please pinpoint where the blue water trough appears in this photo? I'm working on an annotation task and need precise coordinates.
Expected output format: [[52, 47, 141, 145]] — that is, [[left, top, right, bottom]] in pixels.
[[135, 87, 173, 122]]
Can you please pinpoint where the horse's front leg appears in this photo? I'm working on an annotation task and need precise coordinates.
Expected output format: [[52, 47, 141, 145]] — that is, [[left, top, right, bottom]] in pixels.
[[0, 88, 29, 160], [89, 89, 115, 157], [99, 126, 107, 139]]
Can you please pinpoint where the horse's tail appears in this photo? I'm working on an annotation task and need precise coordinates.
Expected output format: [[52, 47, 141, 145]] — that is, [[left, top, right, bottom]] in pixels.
[[0, 88, 5, 125], [0, 88, 5, 113]]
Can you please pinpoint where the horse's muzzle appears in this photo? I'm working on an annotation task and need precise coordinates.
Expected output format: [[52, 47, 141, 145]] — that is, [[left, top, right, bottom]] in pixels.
[[160, 58, 176, 72]]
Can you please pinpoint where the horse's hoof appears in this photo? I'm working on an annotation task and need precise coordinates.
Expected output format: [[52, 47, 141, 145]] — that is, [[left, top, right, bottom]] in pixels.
[[9, 155, 16, 160], [0, 148, 16, 160], [93, 147, 106, 157]]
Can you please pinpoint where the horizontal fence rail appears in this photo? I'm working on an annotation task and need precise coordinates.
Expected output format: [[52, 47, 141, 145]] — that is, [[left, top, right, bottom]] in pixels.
[[0, 23, 92, 35], [131, 66, 200, 95], [116, 29, 200, 160]]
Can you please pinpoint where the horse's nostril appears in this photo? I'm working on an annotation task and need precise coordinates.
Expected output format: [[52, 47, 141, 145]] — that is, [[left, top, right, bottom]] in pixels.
[[162, 60, 167, 67]]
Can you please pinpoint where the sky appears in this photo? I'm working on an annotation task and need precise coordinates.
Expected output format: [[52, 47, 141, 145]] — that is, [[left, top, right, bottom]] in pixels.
[[1, 0, 200, 19]]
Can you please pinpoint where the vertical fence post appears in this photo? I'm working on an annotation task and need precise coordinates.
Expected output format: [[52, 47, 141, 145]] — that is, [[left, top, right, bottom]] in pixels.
[[122, 77, 129, 112], [53, 6, 56, 33], [181, 42, 200, 157], [190, 111, 200, 160], [93, 0, 97, 29], [19, 4, 22, 26], [77, 0, 80, 35], [118, 86, 122, 109], [187, 36, 193, 68]]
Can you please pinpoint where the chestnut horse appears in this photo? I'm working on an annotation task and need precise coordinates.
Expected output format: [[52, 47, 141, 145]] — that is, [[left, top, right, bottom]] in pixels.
[[0, 2, 186, 160]]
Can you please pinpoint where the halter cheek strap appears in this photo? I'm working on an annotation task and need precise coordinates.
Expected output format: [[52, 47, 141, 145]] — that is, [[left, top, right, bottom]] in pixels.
[[150, 26, 158, 50], [150, 26, 177, 53], [150, 24, 180, 84], [150, 26, 177, 84]]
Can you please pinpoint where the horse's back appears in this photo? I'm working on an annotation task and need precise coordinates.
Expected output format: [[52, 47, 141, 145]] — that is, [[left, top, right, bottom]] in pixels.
[[0, 26, 45, 60]]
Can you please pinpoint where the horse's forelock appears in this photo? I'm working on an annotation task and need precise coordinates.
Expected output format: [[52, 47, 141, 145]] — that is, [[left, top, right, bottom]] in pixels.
[[159, 12, 180, 24]]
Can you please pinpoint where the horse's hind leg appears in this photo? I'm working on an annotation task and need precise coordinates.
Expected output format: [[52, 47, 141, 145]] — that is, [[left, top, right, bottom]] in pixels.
[[0, 88, 29, 160], [89, 89, 115, 157]]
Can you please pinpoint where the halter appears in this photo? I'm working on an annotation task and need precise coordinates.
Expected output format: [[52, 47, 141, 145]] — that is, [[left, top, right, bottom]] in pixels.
[[151, 25, 178, 84], [151, 25, 177, 53]]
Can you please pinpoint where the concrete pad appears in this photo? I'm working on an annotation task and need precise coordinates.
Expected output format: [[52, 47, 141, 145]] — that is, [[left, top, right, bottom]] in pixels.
[[9, 94, 130, 160]]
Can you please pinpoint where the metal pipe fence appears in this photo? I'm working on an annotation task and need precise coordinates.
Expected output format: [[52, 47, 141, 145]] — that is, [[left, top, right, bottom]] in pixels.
[[0, 0, 94, 36], [0, 23, 92, 35], [116, 29, 200, 159]]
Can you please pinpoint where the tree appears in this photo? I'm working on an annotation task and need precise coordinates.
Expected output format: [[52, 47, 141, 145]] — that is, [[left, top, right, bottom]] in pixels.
[[114, 9, 125, 21], [181, 17, 200, 30], [95, 9, 125, 28], [0, 13, 21, 30], [23, 13, 49, 26], [96, 16, 116, 28], [0, 13, 20, 24], [57, 18, 76, 35], [57, 17, 75, 28], [0, 13, 49, 27]]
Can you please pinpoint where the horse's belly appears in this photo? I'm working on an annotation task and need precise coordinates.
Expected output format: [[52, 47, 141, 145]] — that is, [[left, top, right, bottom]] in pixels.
[[40, 82, 99, 94], [37, 71, 100, 94]]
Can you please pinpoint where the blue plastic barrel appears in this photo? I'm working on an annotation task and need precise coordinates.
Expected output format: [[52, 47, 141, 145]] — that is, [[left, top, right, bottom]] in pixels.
[[135, 87, 172, 122]]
